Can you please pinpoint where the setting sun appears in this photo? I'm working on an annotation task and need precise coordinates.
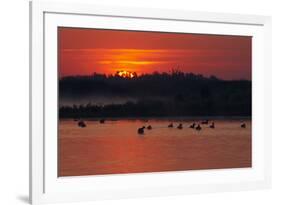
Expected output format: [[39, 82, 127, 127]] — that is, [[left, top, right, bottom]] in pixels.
[[59, 28, 251, 80], [115, 70, 137, 78]]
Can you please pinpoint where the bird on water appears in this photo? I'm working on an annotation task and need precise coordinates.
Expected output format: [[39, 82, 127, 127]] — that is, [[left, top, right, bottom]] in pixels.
[[78, 120, 86, 128], [209, 122, 215, 129], [168, 123, 173, 128], [189, 122, 196, 129], [177, 123, 183, 129], [138, 126, 145, 134], [195, 124, 202, 131]]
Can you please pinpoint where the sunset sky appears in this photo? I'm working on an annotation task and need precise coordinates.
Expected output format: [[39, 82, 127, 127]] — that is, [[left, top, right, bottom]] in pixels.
[[58, 27, 252, 80]]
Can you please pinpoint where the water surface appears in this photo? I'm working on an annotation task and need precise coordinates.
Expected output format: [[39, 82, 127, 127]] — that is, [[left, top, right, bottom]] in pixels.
[[59, 119, 251, 176]]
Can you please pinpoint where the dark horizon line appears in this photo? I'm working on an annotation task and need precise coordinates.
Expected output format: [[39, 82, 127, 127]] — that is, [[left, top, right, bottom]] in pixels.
[[59, 115, 252, 120], [59, 71, 251, 81]]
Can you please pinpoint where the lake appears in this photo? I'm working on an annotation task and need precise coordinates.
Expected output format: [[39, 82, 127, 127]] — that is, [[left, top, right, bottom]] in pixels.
[[58, 119, 251, 176]]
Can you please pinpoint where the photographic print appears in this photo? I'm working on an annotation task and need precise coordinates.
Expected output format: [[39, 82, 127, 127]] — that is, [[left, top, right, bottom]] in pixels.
[[58, 28, 252, 177]]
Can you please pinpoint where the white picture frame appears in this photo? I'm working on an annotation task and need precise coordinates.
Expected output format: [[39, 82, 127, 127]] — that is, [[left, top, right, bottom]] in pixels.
[[30, 1, 272, 204]]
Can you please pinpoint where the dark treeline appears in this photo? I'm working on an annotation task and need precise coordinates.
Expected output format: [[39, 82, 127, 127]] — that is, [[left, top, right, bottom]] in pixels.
[[59, 71, 251, 118]]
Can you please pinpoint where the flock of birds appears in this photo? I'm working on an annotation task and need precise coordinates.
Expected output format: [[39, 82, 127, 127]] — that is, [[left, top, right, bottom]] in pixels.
[[76, 118, 105, 128], [75, 119, 247, 135], [138, 120, 217, 135]]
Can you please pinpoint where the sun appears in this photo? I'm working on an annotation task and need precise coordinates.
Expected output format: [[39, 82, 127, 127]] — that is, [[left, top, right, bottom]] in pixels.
[[115, 70, 137, 78]]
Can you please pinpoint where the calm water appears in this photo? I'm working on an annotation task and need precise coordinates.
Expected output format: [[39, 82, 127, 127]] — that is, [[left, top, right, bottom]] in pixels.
[[59, 119, 251, 176]]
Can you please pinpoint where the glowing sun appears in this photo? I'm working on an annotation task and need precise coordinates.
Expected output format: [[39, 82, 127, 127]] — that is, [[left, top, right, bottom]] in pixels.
[[115, 70, 137, 78]]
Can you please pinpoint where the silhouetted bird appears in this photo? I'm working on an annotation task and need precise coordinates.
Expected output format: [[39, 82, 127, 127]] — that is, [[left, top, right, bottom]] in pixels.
[[99, 119, 105, 124], [201, 120, 209, 124], [209, 122, 215, 129], [147, 125, 152, 130], [177, 123, 183, 129], [241, 123, 246, 128], [189, 123, 196, 128], [74, 118, 79, 122], [168, 123, 173, 128], [78, 120, 86, 128], [195, 124, 202, 131], [138, 126, 145, 134]]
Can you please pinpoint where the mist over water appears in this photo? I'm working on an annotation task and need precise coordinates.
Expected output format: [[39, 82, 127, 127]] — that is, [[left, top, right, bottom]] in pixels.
[[60, 95, 138, 107]]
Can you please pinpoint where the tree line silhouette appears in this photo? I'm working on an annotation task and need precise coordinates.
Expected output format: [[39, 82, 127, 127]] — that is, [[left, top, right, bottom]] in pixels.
[[59, 70, 251, 118]]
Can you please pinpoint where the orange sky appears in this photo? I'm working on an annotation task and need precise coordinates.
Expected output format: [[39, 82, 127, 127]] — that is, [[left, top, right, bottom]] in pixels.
[[58, 27, 252, 80]]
